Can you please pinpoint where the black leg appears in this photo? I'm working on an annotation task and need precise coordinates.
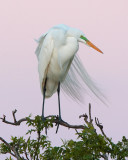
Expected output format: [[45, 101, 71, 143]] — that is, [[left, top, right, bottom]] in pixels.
[[57, 82, 61, 119], [42, 78, 47, 121], [56, 82, 62, 133]]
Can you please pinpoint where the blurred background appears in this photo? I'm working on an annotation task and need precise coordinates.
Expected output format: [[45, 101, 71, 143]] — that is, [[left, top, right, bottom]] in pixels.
[[0, 0, 128, 159]]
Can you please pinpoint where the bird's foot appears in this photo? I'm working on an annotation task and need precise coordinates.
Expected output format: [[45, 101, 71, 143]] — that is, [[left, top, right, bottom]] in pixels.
[[56, 116, 64, 134]]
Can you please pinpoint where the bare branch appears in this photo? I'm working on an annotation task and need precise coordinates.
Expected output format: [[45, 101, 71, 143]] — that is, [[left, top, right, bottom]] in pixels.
[[0, 110, 32, 126], [12, 109, 17, 123], [54, 117, 86, 129], [79, 104, 94, 128], [79, 113, 88, 124], [0, 114, 28, 126], [95, 117, 111, 143], [0, 115, 6, 122], [89, 103, 93, 123], [0, 112, 87, 130]]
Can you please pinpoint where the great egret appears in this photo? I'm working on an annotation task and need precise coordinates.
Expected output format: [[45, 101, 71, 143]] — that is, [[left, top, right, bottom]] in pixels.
[[35, 24, 105, 131]]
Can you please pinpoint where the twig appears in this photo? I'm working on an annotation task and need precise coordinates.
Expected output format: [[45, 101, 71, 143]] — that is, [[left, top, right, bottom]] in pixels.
[[95, 117, 111, 143], [89, 103, 93, 123], [0, 115, 28, 126], [79, 113, 88, 124], [12, 109, 17, 123], [0, 110, 32, 126], [79, 104, 93, 127], [75, 129, 84, 139]]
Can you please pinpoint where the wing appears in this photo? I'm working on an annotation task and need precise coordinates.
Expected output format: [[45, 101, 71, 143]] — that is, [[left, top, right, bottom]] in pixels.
[[35, 33, 54, 92], [35, 32, 48, 59]]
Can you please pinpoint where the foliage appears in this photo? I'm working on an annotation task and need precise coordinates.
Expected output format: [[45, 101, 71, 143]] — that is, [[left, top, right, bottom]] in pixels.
[[0, 113, 128, 160]]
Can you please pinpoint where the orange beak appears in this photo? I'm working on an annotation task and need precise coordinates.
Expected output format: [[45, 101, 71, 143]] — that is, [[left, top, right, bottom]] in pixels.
[[80, 35, 103, 54], [86, 41, 103, 54]]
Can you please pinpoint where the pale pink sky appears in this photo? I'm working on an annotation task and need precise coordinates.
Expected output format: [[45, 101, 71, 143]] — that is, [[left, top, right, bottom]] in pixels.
[[0, 0, 128, 159]]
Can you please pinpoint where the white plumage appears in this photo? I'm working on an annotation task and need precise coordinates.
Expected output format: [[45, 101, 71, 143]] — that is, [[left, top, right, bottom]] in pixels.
[[35, 24, 106, 104]]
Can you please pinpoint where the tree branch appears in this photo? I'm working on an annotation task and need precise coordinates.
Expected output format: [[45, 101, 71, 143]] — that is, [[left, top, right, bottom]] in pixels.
[[95, 117, 111, 143], [0, 110, 28, 126], [0, 137, 21, 160], [12, 109, 17, 123], [0, 104, 111, 160], [0, 111, 88, 130], [89, 103, 93, 123], [0, 137, 16, 158]]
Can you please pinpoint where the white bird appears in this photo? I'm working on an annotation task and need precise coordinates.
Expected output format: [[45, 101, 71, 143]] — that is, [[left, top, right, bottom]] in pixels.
[[35, 24, 105, 130]]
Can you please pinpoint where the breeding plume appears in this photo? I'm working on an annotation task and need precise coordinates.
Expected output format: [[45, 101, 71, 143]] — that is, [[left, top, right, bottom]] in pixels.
[[35, 24, 105, 129]]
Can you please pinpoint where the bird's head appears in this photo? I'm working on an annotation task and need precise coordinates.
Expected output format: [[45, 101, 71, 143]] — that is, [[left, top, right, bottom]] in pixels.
[[79, 35, 103, 54], [67, 27, 103, 54]]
